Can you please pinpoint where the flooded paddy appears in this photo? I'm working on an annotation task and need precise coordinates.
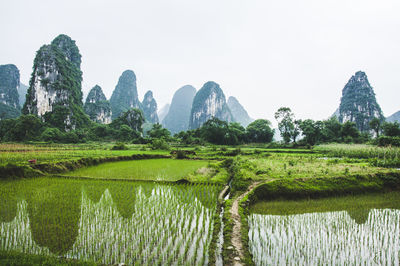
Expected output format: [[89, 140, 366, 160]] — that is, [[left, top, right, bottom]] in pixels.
[[248, 191, 400, 265], [0, 177, 221, 265]]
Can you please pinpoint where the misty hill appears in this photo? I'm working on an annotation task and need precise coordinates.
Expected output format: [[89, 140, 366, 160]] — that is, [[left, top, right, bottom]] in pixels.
[[163, 85, 196, 134], [338, 71, 384, 132], [0, 64, 20, 109], [189, 81, 233, 130], [110, 70, 142, 119], [387, 111, 400, 123], [158, 104, 170, 123], [23, 34, 89, 131], [84, 85, 112, 124], [18, 83, 28, 108], [227, 96, 253, 127], [0, 64, 21, 119], [141, 90, 159, 124]]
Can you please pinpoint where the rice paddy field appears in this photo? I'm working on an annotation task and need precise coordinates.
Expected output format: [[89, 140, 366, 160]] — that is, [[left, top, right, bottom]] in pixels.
[[0, 143, 170, 166], [1, 142, 400, 265], [65, 159, 209, 181], [248, 192, 400, 265], [0, 177, 222, 265]]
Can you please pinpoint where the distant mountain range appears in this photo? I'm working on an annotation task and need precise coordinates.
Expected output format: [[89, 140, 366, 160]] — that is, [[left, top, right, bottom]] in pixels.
[[2, 34, 397, 135]]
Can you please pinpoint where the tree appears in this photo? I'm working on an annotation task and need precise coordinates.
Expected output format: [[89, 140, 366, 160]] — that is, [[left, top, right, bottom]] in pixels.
[[0, 118, 17, 141], [341, 121, 360, 142], [199, 117, 229, 145], [369, 118, 382, 138], [321, 117, 342, 142], [382, 122, 400, 137], [246, 119, 274, 143], [12, 115, 44, 141], [227, 122, 246, 144], [299, 119, 323, 146], [292, 119, 301, 143], [274, 107, 295, 143], [111, 108, 144, 133], [118, 125, 135, 141], [148, 123, 171, 139]]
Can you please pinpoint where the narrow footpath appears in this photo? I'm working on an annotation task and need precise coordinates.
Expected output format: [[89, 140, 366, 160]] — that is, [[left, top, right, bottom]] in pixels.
[[229, 181, 263, 265]]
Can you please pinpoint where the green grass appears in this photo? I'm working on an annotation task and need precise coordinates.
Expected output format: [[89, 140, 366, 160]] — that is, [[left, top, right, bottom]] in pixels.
[[250, 190, 400, 216], [247, 153, 393, 180], [315, 143, 400, 159], [65, 159, 210, 182]]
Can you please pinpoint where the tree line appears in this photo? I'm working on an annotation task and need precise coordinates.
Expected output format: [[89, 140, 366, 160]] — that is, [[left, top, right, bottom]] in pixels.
[[0, 107, 399, 147]]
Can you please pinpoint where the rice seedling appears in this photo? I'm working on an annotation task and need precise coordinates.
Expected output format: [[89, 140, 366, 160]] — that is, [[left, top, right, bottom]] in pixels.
[[0, 143, 169, 166], [0, 178, 221, 265], [248, 192, 400, 265]]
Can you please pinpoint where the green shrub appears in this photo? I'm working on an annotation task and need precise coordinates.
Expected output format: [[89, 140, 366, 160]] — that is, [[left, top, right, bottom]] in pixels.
[[111, 142, 128, 150], [149, 139, 170, 150], [377, 136, 400, 147]]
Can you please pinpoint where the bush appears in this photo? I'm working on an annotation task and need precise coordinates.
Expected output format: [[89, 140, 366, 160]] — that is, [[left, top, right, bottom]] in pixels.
[[149, 139, 170, 150], [111, 142, 128, 150], [176, 150, 188, 159], [377, 136, 400, 147], [40, 127, 63, 142]]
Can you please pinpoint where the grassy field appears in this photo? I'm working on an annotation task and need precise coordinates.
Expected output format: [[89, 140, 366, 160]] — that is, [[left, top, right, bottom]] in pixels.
[[246, 153, 393, 180], [314, 143, 400, 159], [65, 159, 210, 182]]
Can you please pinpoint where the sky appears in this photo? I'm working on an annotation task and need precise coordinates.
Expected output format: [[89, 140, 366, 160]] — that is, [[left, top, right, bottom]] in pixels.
[[1, 0, 399, 126]]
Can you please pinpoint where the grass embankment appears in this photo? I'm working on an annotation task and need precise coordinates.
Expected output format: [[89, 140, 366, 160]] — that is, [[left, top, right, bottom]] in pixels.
[[0, 250, 96, 266], [250, 190, 400, 215], [247, 173, 400, 204]]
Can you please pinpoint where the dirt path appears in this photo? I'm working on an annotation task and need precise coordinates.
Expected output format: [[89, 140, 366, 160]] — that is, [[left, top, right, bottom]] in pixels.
[[229, 181, 263, 265]]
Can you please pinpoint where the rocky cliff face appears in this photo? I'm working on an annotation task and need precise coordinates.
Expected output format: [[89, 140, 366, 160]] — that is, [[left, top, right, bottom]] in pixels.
[[23, 34, 88, 130], [110, 70, 142, 119], [162, 85, 196, 134], [189, 81, 233, 130], [141, 90, 158, 124], [338, 71, 384, 132], [387, 111, 400, 123], [84, 85, 112, 124], [158, 104, 170, 123], [227, 96, 253, 127], [0, 64, 20, 109]]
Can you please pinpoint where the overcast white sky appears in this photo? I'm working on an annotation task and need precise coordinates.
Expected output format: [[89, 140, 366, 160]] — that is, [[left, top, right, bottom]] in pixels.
[[1, 0, 399, 125]]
